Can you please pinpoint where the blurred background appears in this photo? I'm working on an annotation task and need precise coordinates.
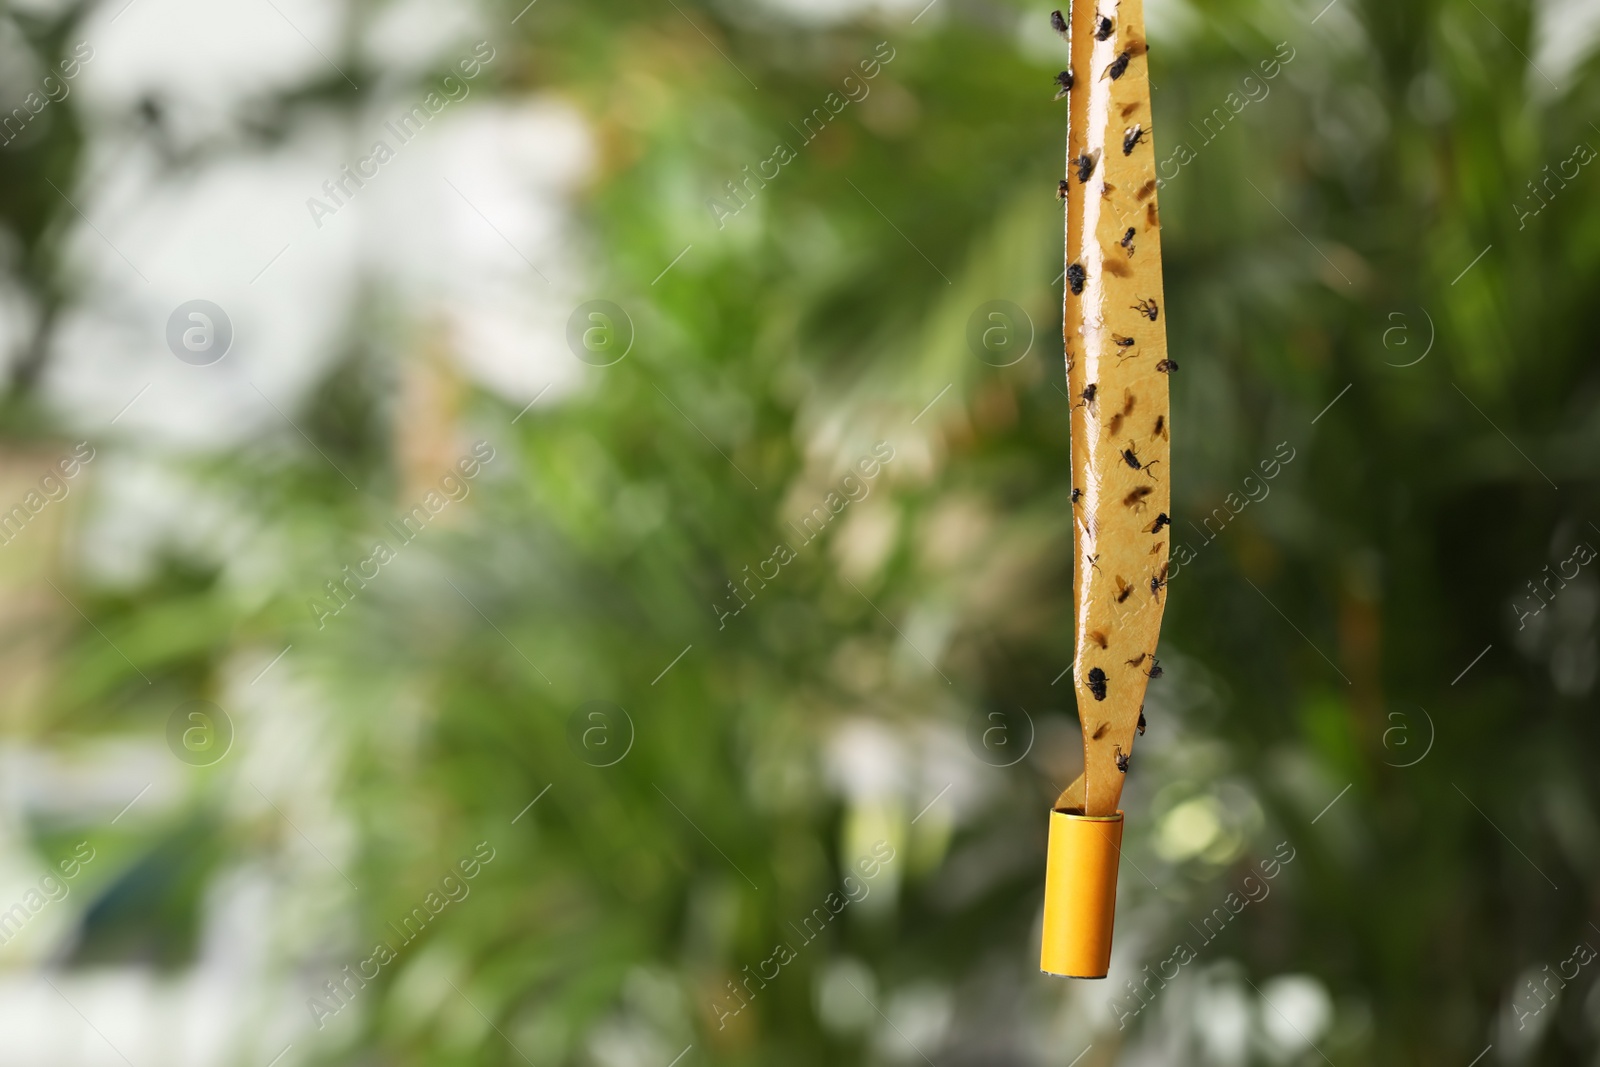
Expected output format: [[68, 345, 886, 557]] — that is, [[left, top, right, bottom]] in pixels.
[[0, 0, 1597, 1063]]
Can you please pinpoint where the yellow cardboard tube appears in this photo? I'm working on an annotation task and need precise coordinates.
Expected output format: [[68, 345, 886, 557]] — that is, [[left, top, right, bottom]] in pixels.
[[1040, 808, 1123, 978]]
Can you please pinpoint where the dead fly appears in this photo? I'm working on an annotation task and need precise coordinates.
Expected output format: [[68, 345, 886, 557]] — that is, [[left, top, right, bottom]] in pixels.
[[1155, 358, 1179, 373], [1054, 70, 1074, 99], [1153, 413, 1167, 440], [1108, 390, 1137, 432], [1123, 485, 1153, 511], [1092, 721, 1109, 740], [1145, 657, 1163, 679], [1148, 511, 1170, 534], [1112, 330, 1136, 348], [1137, 709, 1147, 735], [1067, 263, 1087, 295], [1122, 124, 1147, 155], [1120, 227, 1136, 256], [1115, 575, 1133, 602], [1132, 297, 1159, 320], [1126, 652, 1147, 668], [1058, 179, 1070, 200], [1071, 486, 1082, 504], [1095, 14, 1115, 39], [1051, 9, 1068, 37], [1076, 150, 1100, 183], [1087, 666, 1108, 701], [1077, 382, 1098, 408], [1122, 441, 1161, 478], [1150, 571, 1167, 597], [1104, 51, 1131, 81], [1087, 630, 1108, 649], [1114, 745, 1131, 773], [1086, 552, 1102, 574]]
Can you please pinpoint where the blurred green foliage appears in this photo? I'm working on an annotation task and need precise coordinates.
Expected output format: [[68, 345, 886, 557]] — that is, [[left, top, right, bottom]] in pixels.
[[6, 0, 1600, 1064]]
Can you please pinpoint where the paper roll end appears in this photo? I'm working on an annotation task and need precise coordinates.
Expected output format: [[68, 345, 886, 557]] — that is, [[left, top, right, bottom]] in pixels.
[[1039, 807, 1123, 979]]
